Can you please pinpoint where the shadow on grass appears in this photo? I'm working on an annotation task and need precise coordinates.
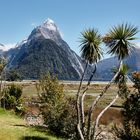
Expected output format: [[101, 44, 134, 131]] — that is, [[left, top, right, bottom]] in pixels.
[[30, 125, 48, 133], [22, 136, 48, 140], [13, 124, 27, 127]]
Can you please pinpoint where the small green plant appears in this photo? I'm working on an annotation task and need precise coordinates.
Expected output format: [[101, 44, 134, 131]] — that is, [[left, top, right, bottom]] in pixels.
[[1, 84, 25, 115]]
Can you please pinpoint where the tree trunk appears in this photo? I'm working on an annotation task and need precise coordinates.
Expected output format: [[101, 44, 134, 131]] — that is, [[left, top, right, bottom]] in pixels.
[[77, 123, 85, 140], [92, 94, 119, 140], [80, 65, 97, 134], [0, 61, 6, 108], [76, 61, 88, 139], [0, 69, 7, 109], [87, 61, 122, 139], [0, 74, 2, 107]]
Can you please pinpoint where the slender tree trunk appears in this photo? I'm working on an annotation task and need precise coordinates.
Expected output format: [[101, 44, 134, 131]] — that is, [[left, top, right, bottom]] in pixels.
[[76, 61, 88, 139], [92, 94, 119, 140], [0, 74, 2, 107], [0, 60, 6, 108], [77, 123, 85, 140], [87, 61, 122, 139], [0, 69, 7, 109], [80, 65, 97, 134]]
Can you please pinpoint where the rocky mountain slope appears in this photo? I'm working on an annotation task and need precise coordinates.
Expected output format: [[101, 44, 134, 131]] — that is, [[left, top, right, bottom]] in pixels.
[[2, 19, 140, 81], [6, 19, 91, 80]]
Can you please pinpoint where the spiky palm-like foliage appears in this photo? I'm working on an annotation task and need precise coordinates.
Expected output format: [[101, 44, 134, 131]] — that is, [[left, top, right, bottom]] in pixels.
[[113, 64, 129, 84], [76, 28, 102, 140], [92, 24, 138, 139], [103, 24, 138, 60], [80, 28, 102, 64]]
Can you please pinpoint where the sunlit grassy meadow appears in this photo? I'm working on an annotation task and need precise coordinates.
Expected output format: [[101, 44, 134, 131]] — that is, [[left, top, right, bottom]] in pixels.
[[0, 108, 63, 140]]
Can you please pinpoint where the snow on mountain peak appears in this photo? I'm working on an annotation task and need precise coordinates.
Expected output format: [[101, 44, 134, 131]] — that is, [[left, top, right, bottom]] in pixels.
[[44, 18, 54, 24], [28, 18, 63, 44], [0, 43, 16, 51], [42, 18, 57, 31]]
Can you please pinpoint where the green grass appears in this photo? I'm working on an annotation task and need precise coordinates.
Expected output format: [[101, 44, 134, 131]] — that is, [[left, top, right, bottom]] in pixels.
[[0, 108, 63, 140]]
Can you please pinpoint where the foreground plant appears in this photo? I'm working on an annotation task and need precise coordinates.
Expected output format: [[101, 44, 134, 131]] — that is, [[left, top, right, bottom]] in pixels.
[[76, 28, 102, 139], [93, 64, 129, 139], [1, 84, 24, 115], [113, 71, 140, 140], [0, 57, 6, 107], [76, 23, 138, 140], [91, 23, 138, 139], [36, 73, 77, 139]]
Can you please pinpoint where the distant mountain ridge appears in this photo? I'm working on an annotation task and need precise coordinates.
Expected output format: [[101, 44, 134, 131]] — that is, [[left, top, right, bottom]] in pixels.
[[5, 19, 92, 80], [1, 19, 140, 81], [95, 47, 140, 80]]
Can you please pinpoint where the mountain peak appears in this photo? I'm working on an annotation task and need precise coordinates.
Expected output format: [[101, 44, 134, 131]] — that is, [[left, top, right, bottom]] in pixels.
[[28, 18, 62, 42], [42, 18, 57, 31], [44, 18, 54, 24]]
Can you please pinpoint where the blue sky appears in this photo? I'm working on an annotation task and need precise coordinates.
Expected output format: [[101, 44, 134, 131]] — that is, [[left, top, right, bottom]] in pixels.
[[0, 0, 140, 57]]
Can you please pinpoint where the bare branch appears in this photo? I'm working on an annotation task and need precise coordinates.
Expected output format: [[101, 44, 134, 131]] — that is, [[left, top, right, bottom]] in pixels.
[[92, 94, 119, 140]]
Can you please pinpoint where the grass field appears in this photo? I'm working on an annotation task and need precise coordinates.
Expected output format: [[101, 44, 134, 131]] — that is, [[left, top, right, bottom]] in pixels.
[[0, 108, 63, 140], [19, 80, 125, 125], [4, 80, 129, 109], [0, 80, 129, 139], [19, 80, 129, 107]]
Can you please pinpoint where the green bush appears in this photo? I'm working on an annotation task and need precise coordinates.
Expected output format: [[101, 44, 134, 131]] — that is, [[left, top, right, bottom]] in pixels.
[[113, 71, 140, 140], [1, 84, 25, 114], [36, 73, 77, 139], [43, 97, 77, 139]]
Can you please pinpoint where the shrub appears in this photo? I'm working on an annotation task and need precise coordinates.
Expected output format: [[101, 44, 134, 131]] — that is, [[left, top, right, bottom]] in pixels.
[[36, 73, 77, 139], [113, 71, 140, 140], [1, 84, 25, 114]]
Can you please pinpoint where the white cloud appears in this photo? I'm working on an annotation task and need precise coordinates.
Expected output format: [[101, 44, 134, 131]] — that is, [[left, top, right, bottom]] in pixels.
[[2, 43, 16, 51], [31, 22, 37, 27], [135, 42, 140, 48]]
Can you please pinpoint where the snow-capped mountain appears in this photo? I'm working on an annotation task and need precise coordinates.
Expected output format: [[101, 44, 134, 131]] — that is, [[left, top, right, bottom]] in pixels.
[[28, 19, 62, 44], [28, 18, 62, 45], [6, 18, 91, 80], [3, 18, 140, 80]]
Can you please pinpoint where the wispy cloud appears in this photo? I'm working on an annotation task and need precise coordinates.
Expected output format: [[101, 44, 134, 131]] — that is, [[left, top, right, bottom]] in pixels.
[[3, 43, 16, 51], [135, 42, 140, 47], [31, 22, 37, 27]]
